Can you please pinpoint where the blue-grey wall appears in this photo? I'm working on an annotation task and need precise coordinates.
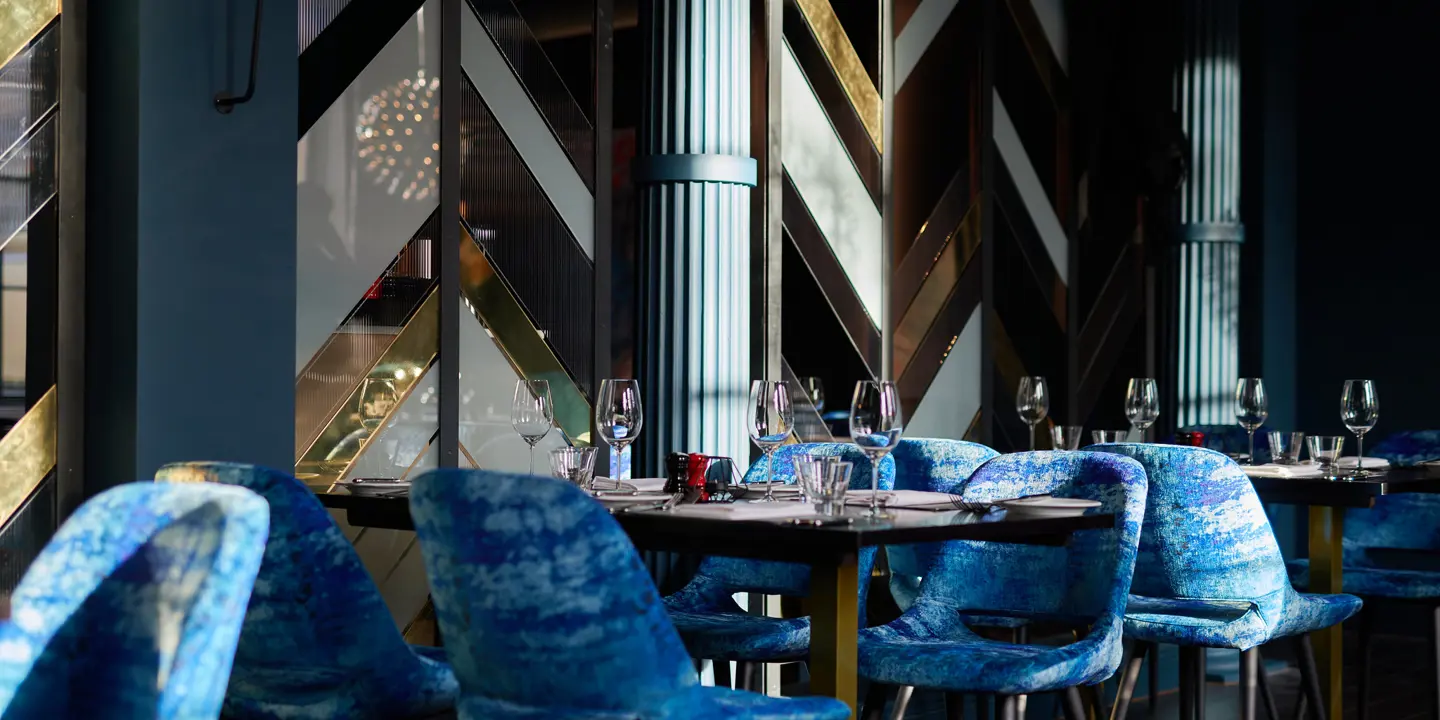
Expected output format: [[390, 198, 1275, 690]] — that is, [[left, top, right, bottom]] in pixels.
[[88, 0, 297, 484]]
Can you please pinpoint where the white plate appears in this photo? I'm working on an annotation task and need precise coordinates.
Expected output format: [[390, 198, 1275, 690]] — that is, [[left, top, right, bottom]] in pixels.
[[336, 478, 411, 497], [993, 496, 1100, 519]]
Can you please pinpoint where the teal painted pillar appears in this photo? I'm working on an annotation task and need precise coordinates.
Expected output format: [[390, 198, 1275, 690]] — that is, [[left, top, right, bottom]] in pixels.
[[634, 0, 756, 474], [1174, 0, 1243, 427]]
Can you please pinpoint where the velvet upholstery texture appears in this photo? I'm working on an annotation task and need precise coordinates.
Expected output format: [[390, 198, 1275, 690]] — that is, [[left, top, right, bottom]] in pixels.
[[1287, 430, 1440, 599], [857, 451, 1148, 695], [887, 438, 1001, 610], [1092, 444, 1362, 649], [409, 469, 851, 720], [156, 462, 458, 718], [664, 443, 895, 661], [0, 482, 269, 719]]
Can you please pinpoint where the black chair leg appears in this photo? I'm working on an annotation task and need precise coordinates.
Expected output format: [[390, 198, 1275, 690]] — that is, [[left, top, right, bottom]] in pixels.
[[1196, 647, 1208, 720], [712, 659, 731, 689], [943, 692, 966, 720], [1061, 687, 1087, 720], [1111, 641, 1149, 720], [1255, 648, 1280, 720], [1295, 634, 1327, 720], [1148, 642, 1161, 713], [1431, 606, 1440, 720], [974, 694, 990, 720], [1179, 647, 1197, 720], [736, 661, 757, 692], [1240, 648, 1259, 720], [997, 694, 1020, 720], [860, 682, 893, 720], [1357, 606, 1372, 720]]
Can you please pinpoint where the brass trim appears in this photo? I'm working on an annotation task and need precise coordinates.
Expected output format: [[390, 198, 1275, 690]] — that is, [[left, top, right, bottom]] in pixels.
[[0, 385, 56, 524], [458, 440, 480, 469], [402, 597, 440, 646], [0, 0, 58, 70], [793, 0, 883, 152], [894, 202, 981, 376], [298, 290, 439, 487], [460, 225, 591, 444]]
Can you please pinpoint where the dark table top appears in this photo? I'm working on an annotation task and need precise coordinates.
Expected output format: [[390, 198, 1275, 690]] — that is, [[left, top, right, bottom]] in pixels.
[[1249, 466, 1440, 508], [317, 492, 1116, 564]]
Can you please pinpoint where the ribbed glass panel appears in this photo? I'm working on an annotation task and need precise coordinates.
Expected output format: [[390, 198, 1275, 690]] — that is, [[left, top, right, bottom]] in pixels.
[[299, 0, 354, 53], [459, 75, 594, 395], [0, 113, 55, 250], [0, 19, 57, 160], [1176, 241, 1240, 427], [635, 0, 751, 475], [467, 0, 595, 189], [0, 473, 54, 594]]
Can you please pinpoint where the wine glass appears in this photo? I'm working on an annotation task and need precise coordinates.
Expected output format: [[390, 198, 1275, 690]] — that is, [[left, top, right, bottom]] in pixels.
[[511, 379, 553, 474], [1015, 377, 1049, 451], [1235, 378, 1268, 465], [1341, 380, 1379, 477], [749, 380, 795, 502], [1125, 378, 1160, 442], [358, 376, 399, 432], [800, 377, 826, 414], [595, 379, 644, 476], [851, 380, 903, 518]]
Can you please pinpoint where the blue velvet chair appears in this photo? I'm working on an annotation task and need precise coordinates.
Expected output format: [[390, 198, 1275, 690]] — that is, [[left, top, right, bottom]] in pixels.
[[887, 438, 1000, 611], [662, 443, 894, 680], [156, 462, 458, 719], [1287, 430, 1440, 719], [0, 481, 269, 718], [857, 451, 1148, 719], [408, 468, 851, 719], [1094, 444, 1363, 720]]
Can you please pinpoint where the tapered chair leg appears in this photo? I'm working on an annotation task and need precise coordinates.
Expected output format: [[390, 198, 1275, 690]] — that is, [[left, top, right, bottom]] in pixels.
[[736, 661, 758, 692], [1110, 641, 1150, 720], [861, 683, 894, 720], [1196, 648, 1208, 720], [1062, 687, 1087, 720], [1148, 642, 1162, 713], [1179, 647, 1197, 720], [1240, 648, 1259, 720], [713, 659, 732, 689], [1295, 634, 1327, 720], [890, 685, 915, 720], [998, 694, 1020, 720], [1255, 649, 1280, 720]]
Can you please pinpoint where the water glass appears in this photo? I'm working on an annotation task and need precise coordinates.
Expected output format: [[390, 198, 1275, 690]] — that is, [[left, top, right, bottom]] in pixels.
[[851, 380, 903, 518], [749, 380, 795, 502], [1307, 436, 1345, 479], [1235, 378, 1268, 465], [1050, 425, 1083, 450], [1267, 432, 1305, 465], [1091, 430, 1129, 444], [796, 459, 851, 516], [1015, 376, 1049, 451], [549, 446, 598, 491], [1124, 378, 1160, 442], [1341, 380, 1379, 477]]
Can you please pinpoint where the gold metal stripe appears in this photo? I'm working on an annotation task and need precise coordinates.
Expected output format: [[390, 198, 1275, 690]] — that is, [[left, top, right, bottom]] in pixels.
[[794, 0, 883, 152], [297, 289, 439, 487], [0, 0, 57, 70], [1004, 0, 1066, 106], [990, 310, 1030, 399], [0, 385, 55, 524], [894, 202, 981, 376], [962, 408, 982, 442], [460, 225, 591, 444], [458, 440, 480, 469]]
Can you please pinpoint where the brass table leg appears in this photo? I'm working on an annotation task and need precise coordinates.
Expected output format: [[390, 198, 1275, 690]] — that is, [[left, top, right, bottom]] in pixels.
[[810, 552, 860, 717], [1308, 506, 1345, 720]]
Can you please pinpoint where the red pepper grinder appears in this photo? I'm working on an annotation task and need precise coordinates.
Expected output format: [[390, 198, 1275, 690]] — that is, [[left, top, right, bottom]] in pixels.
[[686, 453, 711, 502]]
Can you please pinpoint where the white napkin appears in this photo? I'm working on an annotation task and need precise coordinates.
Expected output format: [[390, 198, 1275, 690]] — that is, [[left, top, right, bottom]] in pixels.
[[1242, 463, 1326, 479], [1336, 457, 1390, 470], [667, 503, 818, 520], [593, 477, 669, 493], [844, 490, 958, 510]]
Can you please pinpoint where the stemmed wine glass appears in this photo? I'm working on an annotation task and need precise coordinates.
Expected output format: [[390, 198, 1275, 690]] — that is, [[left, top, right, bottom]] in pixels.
[[511, 379, 554, 474], [1015, 377, 1049, 451], [851, 380, 903, 518], [1341, 380, 1379, 477], [749, 380, 795, 502], [1235, 378, 1268, 465], [1125, 378, 1160, 442], [595, 379, 644, 477], [357, 376, 399, 433]]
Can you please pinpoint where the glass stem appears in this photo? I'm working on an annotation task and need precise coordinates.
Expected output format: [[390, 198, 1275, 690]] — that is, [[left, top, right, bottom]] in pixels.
[[764, 448, 776, 500], [1247, 431, 1255, 466], [1029, 424, 1036, 451], [1357, 433, 1365, 474], [529, 444, 535, 475], [870, 462, 880, 513]]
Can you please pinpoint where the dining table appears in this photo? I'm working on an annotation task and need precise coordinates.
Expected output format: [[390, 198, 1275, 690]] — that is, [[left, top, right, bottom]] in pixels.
[[319, 489, 1115, 716], [1250, 464, 1440, 720]]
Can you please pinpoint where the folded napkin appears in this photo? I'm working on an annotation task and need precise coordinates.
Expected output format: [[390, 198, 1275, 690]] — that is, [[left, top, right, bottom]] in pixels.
[[593, 477, 669, 493], [667, 503, 818, 520], [844, 490, 960, 511], [1337, 457, 1390, 470], [1242, 463, 1326, 479]]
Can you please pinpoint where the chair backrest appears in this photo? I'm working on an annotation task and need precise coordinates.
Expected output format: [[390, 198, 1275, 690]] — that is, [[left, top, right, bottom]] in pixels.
[[409, 469, 698, 715], [696, 443, 895, 596], [887, 438, 1000, 593], [912, 451, 1146, 627], [0, 482, 268, 719], [1092, 444, 1292, 620], [1345, 431, 1440, 555], [155, 463, 431, 695]]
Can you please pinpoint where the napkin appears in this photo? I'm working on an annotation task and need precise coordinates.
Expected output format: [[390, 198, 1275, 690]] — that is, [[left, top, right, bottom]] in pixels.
[[593, 477, 669, 493], [844, 490, 959, 511], [667, 503, 818, 520], [1336, 457, 1390, 470], [1242, 463, 1326, 479]]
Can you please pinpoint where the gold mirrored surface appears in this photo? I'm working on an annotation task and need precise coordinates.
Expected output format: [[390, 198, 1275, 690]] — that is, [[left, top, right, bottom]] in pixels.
[[794, 0, 883, 152], [460, 225, 591, 444], [0, 0, 57, 70], [0, 384, 55, 524], [297, 289, 439, 487]]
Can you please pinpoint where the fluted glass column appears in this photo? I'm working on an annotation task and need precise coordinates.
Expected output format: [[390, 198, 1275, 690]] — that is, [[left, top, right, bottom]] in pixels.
[[1174, 0, 1243, 426], [635, 0, 755, 475]]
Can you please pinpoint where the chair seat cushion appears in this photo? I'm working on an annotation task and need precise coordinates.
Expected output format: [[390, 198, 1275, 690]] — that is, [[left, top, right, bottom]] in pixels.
[[665, 606, 812, 662], [1123, 591, 1362, 649], [224, 645, 458, 718], [457, 685, 851, 719], [1290, 559, 1440, 599]]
